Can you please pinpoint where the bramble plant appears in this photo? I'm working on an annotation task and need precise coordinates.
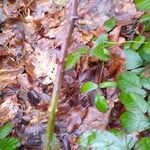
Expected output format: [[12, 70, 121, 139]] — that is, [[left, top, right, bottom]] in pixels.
[[65, 0, 150, 149]]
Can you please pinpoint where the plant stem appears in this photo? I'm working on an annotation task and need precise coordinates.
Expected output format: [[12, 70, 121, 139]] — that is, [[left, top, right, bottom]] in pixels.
[[43, 0, 78, 150]]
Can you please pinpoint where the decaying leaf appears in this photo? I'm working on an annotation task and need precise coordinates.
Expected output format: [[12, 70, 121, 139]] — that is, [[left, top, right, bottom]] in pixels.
[[0, 95, 19, 123], [0, 67, 24, 88], [24, 40, 58, 85]]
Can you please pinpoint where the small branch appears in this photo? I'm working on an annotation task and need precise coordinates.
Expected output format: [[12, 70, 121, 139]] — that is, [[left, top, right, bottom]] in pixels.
[[44, 0, 78, 150]]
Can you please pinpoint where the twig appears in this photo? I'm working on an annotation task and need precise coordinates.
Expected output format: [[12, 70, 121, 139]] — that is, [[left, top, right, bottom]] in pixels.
[[43, 0, 78, 150]]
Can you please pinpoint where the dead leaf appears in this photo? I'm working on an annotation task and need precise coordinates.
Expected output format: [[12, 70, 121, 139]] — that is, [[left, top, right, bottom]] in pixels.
[[24, 40, 58, 85], [67, 106, 87, 132], [0, 67, 24, 86], [0, 95, 19, 123], [78, 103, 114, 132], [106, 46, 125, 79]]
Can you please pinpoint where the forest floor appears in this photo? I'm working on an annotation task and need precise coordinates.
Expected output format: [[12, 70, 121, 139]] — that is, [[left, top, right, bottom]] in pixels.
[[0, 0, 150, 150]]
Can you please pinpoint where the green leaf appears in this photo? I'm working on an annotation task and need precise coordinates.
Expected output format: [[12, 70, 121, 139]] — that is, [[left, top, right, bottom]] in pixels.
[[140, 13, 150, 32], [148, 96, 150, 116], [109, 129, 126, 137], [65, 47, 87, 70], [0, 137, 21, 150], [117, 72, 146, 96], [131, 35, 146, 51], [65, 52, 81, 70], [138, 43, 150, 63], [121, 135, 138, 149], [80, 130, 122, 150], [125, 49, 143, 70], [141, 77, 150, 90], [139, 13, 150, 31], [99, 81, 117, 88], [104, 17, 117, 32], [80, 81, 98, 94], [135, 137, 150, 150], [121, 134, 138, 150], [94, 34, 108, 47], [49, 134, 60, 150], [119, 91, 148, 113], [91, 46, 110, 61], [95, 93, 108, 113], [124, 42, 131, 50], [80, 130, 137, 150], [109, 129, 138, 149], [120, 112, 150, 133], [134, 0, 150, 11], [131, 67, 145, 74], [144, 21, 150, 32], [140, 13, 150, 22], [0, 123, 13, 139], [78, 47, 87, 54]]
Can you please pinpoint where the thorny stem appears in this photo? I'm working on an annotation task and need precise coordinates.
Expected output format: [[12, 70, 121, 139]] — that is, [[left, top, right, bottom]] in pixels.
[[44, 0, 78, 150]]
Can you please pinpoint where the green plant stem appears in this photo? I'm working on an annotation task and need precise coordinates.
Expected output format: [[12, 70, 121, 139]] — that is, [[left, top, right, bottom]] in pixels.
[[43, 0, 78, 150]]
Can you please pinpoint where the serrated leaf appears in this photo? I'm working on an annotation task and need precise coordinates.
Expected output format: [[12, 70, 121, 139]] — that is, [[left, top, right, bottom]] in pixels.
[[134, 137, 150, 150], [109, 129, 138, 149], [125, 49, 143, 70], [131, 35, 146, 51], [80, 130, 137, 150], [122, 134, 138, 149], [80, 130, 122, 150], [99, 81, 117, 88], [119, 91, 148, 113], [94, 34, 108, 47], [117, 72, 146, 96], [131, 67, 145, 74], [138, 43, 150, 63], [0, 137, 21, 150], [120, 112, 150, 133], [134, 0, 150, 11], [80, 81, 98, 94], [95, 93, 108, 113], [141, 77, 150, 90], [91, 46, 110, 61], [0, 123, 13, 139], [65, 47, 87, 70], [104, 17, 117, 32]]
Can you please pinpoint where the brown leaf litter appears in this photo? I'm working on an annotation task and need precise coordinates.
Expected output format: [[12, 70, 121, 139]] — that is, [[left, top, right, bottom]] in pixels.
[[0, 0, 140, 149]]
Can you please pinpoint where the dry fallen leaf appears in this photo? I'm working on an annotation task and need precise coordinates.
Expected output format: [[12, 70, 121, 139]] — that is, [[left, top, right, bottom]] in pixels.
[[78, 103, 114, 132], [0, 67, 24, 88], [24, 40, 58, 85], [0, 95, 19, 123]]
